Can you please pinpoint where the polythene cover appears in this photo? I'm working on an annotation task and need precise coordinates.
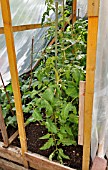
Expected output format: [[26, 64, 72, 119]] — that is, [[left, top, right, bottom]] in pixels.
[[91, 0, 108, 160], [0, 0, 86, 86], [77, 0, 87, 18], [0, 0, 53, 86]]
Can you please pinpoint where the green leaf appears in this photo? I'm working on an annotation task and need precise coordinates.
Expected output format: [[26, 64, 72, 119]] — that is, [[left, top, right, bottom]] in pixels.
[[6, 84, 13, 93], [65, 124, 72, 135], [49, 151, 56, 161], [65, 86, 78, 98], [40, 133, 50, 139], [42, 87, 54, 103], [25, 117, 36, 125], [62, 103, 72, 120], [45, 119, 57, 134], [6, 115, 17, 127], [21, 85, 29, 92], [58, 148, 70, 160], [32, 108, 42, 121], [61, 138, 76, 146], [69, 114, 78, 124], [42, 99, 53, 117], [40, 138, 54, 150], [72, 68, 80, 84]]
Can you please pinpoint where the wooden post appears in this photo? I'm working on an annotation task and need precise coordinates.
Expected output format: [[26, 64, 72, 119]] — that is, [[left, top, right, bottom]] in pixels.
[[72, 0, 77, 24], [0, 105, 9, 147], [82, 0, 99, 170], [1, 0, 28, 168], [78, 81, 86, 145]]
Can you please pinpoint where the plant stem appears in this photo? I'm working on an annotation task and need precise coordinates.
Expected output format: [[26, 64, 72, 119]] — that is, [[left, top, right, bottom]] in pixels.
[[62, 0, 66, 62], [55, 1, 58, 69], [29, 37, 34, 89], [0, 72, 14, 115]]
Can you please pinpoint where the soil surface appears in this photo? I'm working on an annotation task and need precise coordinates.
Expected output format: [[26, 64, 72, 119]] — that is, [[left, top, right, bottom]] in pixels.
[[0, 123, 83, 170]]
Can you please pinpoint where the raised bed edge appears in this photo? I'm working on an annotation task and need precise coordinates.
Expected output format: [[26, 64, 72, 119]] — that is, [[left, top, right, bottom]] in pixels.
[[0, 141, 76, 170]]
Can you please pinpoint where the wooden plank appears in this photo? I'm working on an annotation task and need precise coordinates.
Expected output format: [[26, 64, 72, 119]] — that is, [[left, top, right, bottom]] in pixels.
[[25, 152, 76, 170], [0, 141, 75, 170], [0, 141, 23, 165], [0, 158, 28, 170], [78, 81, 86, 145], [82, 16, 99, 170], [0, 105, 9, 147], [88, 0, 99, 17], [1, 0, 28, 168], [8, 130, 19, 145], [72, 0, 77, 24], [0, 23, 51, 34]]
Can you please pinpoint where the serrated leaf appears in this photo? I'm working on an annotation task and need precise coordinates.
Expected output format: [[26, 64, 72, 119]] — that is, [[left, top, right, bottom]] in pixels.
[[69, 114, 78, 123], [65, 86, 78, 98], [40, 138, 54, 150], [40, 133, 50, 139], [62, 103, 72, 120], [6, 115, 17, 127], [72, 68, 80, 84], [62, 138, 76, 146], [42, 100, 53, 117], [30, 90, 38, 98], [58, 148, 70, 160], [65, 124, 72, 135], [42, 88, 54, 103], [32, 109, 42, 121], [45, 119, 57, 134], [25, 117, 36, 125]]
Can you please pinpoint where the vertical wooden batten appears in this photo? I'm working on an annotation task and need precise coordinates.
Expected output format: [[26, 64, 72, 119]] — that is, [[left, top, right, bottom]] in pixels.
[[82, 0, 99, 170], [72, 0, 77, 24], [78, 81, 86, 146], [1, 0, 28, 168]]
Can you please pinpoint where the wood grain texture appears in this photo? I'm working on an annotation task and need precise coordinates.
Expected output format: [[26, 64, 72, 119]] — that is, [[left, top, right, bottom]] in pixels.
[[0, 158, 28, 170], [0, 141, 23, 165], [1, 0, 28, 167], [78, 81, 86, 145], [0, 23, 51, 34], [0, 105, 9, 147], [72, 0, 77, 23], [88, 0, 99, 16], [82, 17, 99, 170], [25, 152, 76, 170]]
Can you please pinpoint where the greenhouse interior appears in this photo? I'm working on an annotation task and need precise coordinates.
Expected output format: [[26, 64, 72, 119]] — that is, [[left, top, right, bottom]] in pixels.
[[0, 0, 107, 170]]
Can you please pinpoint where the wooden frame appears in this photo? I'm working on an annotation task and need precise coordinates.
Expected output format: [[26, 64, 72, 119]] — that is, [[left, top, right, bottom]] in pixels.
[[72, 0, 77, 24], [82, 0, 99, 170], [1, 0, 28, 168], [0, 23, 52, 34], [0, 141, 76, 170], [78, 81, 86, 146], [0, 0, 100, 169]]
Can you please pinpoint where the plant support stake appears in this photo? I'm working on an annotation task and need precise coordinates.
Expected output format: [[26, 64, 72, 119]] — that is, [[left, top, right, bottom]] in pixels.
[[55, 1, 58, 69], [0, 72, 14, 116]]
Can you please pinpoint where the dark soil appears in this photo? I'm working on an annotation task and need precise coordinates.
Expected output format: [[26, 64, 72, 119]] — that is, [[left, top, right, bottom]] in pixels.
[[0, 123, 83, 170]]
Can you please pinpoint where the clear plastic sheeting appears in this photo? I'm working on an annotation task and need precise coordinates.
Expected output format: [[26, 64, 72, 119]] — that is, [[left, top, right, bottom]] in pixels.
[[91, 0, 108, 160], [0, 0, 53, 86], [77, 0, 87, 18]]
